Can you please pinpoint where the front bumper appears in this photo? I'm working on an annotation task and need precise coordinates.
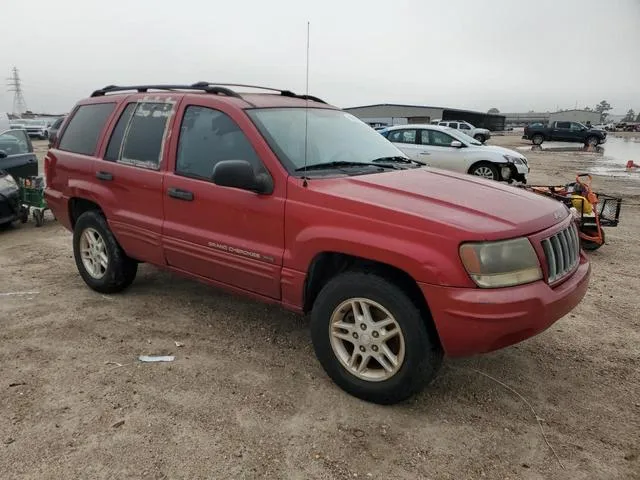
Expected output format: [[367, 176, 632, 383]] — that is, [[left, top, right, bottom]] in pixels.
[[420, 253, 590, 357]]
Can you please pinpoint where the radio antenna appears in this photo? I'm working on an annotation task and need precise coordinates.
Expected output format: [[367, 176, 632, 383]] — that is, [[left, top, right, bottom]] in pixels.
[[302, 21, 310, 187]]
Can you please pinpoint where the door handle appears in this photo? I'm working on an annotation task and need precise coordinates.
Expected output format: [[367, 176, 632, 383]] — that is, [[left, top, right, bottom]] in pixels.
[[96, 171, 113, 181], [419, 152, 431, 155], [167, 187, 194, 201]]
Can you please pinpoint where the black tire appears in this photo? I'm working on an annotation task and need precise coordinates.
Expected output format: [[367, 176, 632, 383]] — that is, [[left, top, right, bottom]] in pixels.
[[473, 134, 486, 143], [532, 134, 544, 145], [469, 161, 500, 181], [73, 210, 138, 293], [19, 207, 29, 224], [581, 226, 605, 251], [33, 209, 44, 227], [310, 271, 443, 405]]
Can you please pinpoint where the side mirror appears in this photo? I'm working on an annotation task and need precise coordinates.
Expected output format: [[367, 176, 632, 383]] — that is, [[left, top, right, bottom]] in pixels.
[[450, 140, 463, 148], [0, 150, 7, 159], [212, 160, 273, 194]]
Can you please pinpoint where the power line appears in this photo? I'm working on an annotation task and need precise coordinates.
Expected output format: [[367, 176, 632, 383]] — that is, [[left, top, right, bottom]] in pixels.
[[7, 66, 28, 116]]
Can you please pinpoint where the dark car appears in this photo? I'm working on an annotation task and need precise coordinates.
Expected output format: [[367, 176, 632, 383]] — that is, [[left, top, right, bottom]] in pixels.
[[523, 121, 607, 146], [48, 116, 66, 148]]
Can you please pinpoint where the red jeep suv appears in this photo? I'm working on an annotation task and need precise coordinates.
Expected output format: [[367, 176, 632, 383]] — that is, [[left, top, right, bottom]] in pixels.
[[45, 83, 590, 404]]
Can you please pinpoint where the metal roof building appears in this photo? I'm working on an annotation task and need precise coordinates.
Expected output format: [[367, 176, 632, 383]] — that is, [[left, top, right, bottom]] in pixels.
[[344, 104, 506, 131], [548, 110, 601, 126]]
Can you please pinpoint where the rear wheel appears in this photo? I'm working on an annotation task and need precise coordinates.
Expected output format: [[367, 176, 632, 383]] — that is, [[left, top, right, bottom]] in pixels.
[[473, 134, 486, 143], [73, 210, 138, 293], [310, 272, 442, 405], [585, 136, 599, 147], [532, 134, 544, 145], [469, 162, 499, 181]]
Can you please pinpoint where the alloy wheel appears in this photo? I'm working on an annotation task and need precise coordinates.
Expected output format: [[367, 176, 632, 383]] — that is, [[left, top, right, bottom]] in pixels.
[[329, 298, 406, 382], [79, 227, 109, 279]]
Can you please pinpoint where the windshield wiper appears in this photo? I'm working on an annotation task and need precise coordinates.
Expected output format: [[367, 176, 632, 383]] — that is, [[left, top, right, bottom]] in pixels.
[[294, 161, 399, 172], [371, 156, 425, 166]]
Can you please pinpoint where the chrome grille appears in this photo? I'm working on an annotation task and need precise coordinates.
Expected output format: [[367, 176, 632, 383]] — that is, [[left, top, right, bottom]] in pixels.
[[542, 224, 580, 283]]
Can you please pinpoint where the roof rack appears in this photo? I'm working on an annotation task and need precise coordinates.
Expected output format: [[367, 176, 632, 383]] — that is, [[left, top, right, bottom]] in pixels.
[[190, 82, 326, 104], [90, 84, 242, 98], [90, 82, 326, 104]]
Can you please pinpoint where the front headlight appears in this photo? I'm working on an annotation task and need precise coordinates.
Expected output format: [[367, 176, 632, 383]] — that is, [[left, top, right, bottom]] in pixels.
[[459, 238, 542, 288], [504, 154, 525, 165]]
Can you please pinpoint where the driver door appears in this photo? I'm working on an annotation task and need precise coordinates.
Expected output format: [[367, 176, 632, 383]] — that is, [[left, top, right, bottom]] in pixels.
[[0, 129, 38, 179]]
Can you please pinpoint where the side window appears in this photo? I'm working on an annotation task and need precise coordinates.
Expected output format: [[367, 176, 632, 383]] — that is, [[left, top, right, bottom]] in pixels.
[[58, 103, 116, 155], [387, 129, 416, 144], [448, 122, 459, 129], [0, 130, 31, 156], [118, 102, 174, 169], [570, 122, 584, 131], [419, 130, 430, 145], [176, 106, 264, 180], [104, 103, 136, 161], [438, 122, 447, 127], [459, 123, 471, 130], [556, 122, 571, 129], [428, 130, 456, 147]]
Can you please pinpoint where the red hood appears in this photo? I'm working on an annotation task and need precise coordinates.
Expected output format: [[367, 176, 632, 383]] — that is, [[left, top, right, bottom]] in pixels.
[[308, 168, 569, 240]]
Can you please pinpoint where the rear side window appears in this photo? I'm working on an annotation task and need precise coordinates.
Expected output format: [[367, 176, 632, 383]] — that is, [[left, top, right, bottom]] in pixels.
[[105, 102, 174, 169], [104, 103, 136, 161], [58, 103, 115, 155], [556, 122, 571, 129], [387, 129, 417, 144]]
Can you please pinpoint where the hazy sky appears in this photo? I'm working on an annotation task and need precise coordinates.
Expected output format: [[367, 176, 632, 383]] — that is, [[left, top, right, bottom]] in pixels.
[[2, 0, 639, 115]]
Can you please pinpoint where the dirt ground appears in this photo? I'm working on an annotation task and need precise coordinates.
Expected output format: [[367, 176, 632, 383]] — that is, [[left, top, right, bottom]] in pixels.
[[1, 138, 639, 480]]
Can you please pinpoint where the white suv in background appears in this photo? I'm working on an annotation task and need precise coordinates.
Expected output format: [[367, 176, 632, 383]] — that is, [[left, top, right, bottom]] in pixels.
[[436, 120, 491, 143], [380, 124, 529, 183]]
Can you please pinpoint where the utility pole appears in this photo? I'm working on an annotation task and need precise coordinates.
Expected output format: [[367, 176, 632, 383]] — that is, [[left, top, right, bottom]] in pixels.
[[7, 66, 28, 116]]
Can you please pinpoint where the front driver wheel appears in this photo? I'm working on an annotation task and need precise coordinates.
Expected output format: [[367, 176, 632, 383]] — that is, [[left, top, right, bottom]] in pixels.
[[73, 210, 138, 293], [469, 162, 499, 181], [310, 272, 442, 404], [474, 134, 486, 143]]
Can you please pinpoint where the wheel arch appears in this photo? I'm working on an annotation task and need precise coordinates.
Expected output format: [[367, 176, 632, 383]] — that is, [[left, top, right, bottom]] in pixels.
[[68, 197, 104, 229], [303, 251, 441, 346], [467, 160, 500, 177]]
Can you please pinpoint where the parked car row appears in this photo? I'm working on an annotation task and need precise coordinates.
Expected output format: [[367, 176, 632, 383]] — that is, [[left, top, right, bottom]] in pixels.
[[8, 116, 65, 140], [39, 82, 590, 405]]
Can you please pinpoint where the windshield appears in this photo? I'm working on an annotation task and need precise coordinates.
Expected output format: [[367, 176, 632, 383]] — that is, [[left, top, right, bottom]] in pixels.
[[248, 108, 407, 173], [442, 127, 482, 146]]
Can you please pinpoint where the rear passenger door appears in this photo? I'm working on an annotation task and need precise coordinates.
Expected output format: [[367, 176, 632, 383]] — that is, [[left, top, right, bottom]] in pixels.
[[552, 122, 572, 141], [94, 99, 179, 266], [386, 129, 421, 160], [161, 100, 285, 299]]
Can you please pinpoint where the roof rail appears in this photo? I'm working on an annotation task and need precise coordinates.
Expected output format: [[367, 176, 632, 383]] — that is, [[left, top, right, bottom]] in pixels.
[[90, 84, 242, 98], [191, 82, 327, 104]]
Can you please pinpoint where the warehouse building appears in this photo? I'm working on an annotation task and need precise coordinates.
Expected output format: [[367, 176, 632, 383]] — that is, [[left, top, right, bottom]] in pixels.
[[344, 104, 506, 131], [548, 109, 601, 126], [504, 109, 603, 127]]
